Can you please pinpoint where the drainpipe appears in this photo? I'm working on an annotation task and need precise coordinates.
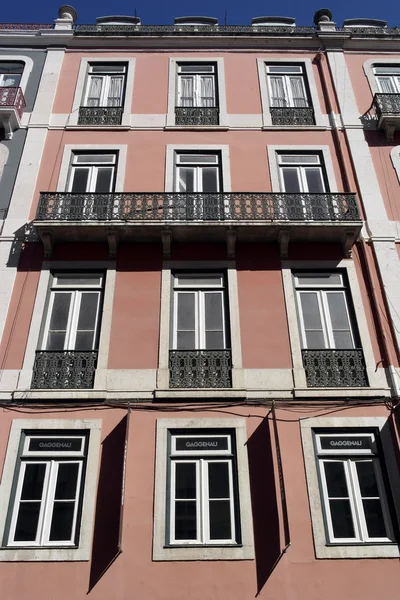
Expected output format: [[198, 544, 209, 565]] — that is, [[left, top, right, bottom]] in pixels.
[[315, 52, 400, 399]]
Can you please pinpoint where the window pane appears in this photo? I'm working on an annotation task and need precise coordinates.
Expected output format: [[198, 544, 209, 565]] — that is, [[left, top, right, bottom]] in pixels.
[[202, 167, 219, 192], [175, 501, 197, 540], [329, 499, 355, 538], [14, 503, 42, 542], [175, 463, 196, 499], [179, 76, 194, 107], [107, 76, 123, 106], [327, 293, 350, 331], [95, 167, 113, 192], [178, 168, 195, 192], [281, 168, 301, 192], [177, 293, 195, 331], [46, 293, 72, 350], [21, 463, 46, 500], [176, 274, 222, 287], [305, 168, 325, 193], [55, 274, 102, 286], [296, 273, 342, 286], [55, 463, 79, 500], [200, 75, 215, 106], [205, 331, 225, 349], [49, 502, 75, 541], [324, 462, 349, 498], [269, 76, 286, 107], [209, 501, 232, 539], [204, 293, 223, 330], [290, 76, 308, 107], [332, 331, 354, 349], [280, 154, 320, 164], [77, 293, 99, 331], [75, 154, 115, 164], [268, 65, 303, 74], [300, 293, 323, 330], [356, 462, 379, 497], [304, 331, 325, 348], [178, 154, 217, 164], [70, 168, 90, 193], [362, 499, 387, 538], [177, 331, 196, 350], [208, 462, 230, 498]]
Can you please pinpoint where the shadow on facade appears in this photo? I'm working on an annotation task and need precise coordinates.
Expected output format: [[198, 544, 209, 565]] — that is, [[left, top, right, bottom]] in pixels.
[[247, 415, 281, 596], [88, 415, 128, 593]]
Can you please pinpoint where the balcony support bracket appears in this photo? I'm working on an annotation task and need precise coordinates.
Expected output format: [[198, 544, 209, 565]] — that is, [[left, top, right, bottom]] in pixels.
[[226, 228, 236, 259], [41, 230, 53, 258], [342, 230, 355, 258], [384, 121, 396, 142], [106, 228, 119, 258], [278, 229, 290, 258], [161, 228, 172, 258]]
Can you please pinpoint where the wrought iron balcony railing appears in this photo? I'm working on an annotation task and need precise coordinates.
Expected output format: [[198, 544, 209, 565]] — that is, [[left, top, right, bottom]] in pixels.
[[78, 106, 123, 125], [373, 93, 400, 119], [74, 24, 316, 35], [0, 87, 25, 119], [169, 350, 232, 388], [175, 106, 219, 126], [35, 192, 361, 223], [302, 349, 368, 388], [270, 107, 315, 126], [31, 351, 97, 389]]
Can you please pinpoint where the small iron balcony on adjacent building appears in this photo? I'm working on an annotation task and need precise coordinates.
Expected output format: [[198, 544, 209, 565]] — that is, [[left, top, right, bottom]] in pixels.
[[0, 87, 25, 139], [372, 93, 400, 140], [270, 107, 315, 126]]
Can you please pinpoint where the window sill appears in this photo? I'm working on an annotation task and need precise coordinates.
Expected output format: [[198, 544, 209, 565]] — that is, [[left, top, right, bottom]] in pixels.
[[262, 124, 328, 131], [294, 386, 391, 399], [164, 125, 229, 131], [0, 546, 90, 562], [153, 543, 254, 561], [315, 542, 400, 559], [65, 124, 130, 131], [154, 389, 247, 400]]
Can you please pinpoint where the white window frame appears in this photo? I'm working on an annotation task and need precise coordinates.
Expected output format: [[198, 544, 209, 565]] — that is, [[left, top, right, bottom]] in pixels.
[[268, 146, 337, 193], [40, 273, 104, 352], [67, 153, 117, 193], [174, 152, 221, 193], [176, 63, 217, 108], [281, 260, 389, 393], [165, 145, 231, 193], [0, 63, 24, 88], [70, 58, 136, 127], [83, 63, 126, 108], [294, 272, 356, 350], [172, 273, 228, 350], [0, 56, 33, 95], [169, 434, 236, 545], [300, 417, 400, 558], [265, 64, 309, 108], [0, 419, 101, 561], [257, 58, 327, 127], [167, 58, 228, 127], [153, 418, 254, 560], [373, 66, 400, 94], [277, 153, 327, 193]]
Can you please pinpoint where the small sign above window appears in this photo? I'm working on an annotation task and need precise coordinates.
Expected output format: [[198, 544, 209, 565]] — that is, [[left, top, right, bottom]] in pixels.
[[173, 435, 230, 453], [319, 436, 372, 451], [27, 437, 84, 453]]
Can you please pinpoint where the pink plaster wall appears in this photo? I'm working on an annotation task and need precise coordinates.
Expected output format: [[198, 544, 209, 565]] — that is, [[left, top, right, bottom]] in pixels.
[[0, 404, 398, 600], [366, 132, 400, 221]]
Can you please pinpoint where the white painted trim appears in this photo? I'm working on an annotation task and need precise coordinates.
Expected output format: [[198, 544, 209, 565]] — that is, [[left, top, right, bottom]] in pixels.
[[363, 58, 400, 96], [153, 417, 254, 561], [267, 145, 338, 192], [69, 58, 136, 127], [0, 419, 101, 561], [257, 57, 327, 127], [0, 55, 33, 95], [300, 416, 400, 559], [56, 145, 127, 192], [326, 51, 360, 126], [165, 145, 231, 192], [30, 50, 65, 126], [166, 58, 228, 127], [390, 146, 400, 184], [281, 259, 386, 390]]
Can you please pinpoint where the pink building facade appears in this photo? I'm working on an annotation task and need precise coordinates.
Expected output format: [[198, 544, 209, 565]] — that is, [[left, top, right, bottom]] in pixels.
[[0, 7, 399, 599]]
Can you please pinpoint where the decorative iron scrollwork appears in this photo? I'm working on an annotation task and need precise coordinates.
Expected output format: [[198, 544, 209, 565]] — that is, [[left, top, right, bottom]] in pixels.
[[270, 107, 315, 126], [169, 350, 232, 388], [31, 351, 97, 389], [175, 107, 219, 126], [302, 349, 368, 387], [78, 106, 123, 126], [373, 93, 400, 118]]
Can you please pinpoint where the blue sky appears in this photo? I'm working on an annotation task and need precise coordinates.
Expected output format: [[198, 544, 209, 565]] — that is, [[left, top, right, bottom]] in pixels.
[[1, 0, 398, 27]]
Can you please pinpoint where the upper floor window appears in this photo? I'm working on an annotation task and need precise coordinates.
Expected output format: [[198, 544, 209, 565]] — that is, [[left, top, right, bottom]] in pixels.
[[266, 64, 309, 108], [68, 153, 117, 194], [0, 62, 24, 87], [41, 273, 103, 352], [84, 63, 126, 108], [315, 431, 394, 544], [294, 272, 358, 350], [278, 153, 327, 193], [374, 66, 400, 94], [177, 63, 217, 108], [175, 152, 221, 193]]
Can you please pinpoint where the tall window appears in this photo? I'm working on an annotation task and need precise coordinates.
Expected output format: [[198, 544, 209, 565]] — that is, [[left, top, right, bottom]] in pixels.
[[177, 64, 217, 108], [84, 63, 126, 108], [168, 430, 238, 545], [68, 153, 117, 194], [6, 431, 87, 547], [172, 273, 228, 351], [294, 272, 358, 350], [0, 62, 23, 87], [41, 273, 103, 352], [374, 66, 400, 94], [315, 431, 394, 544], [175, 153, 220, 193], [278, 153, 327, 194], [266, 64, 309, 108]]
